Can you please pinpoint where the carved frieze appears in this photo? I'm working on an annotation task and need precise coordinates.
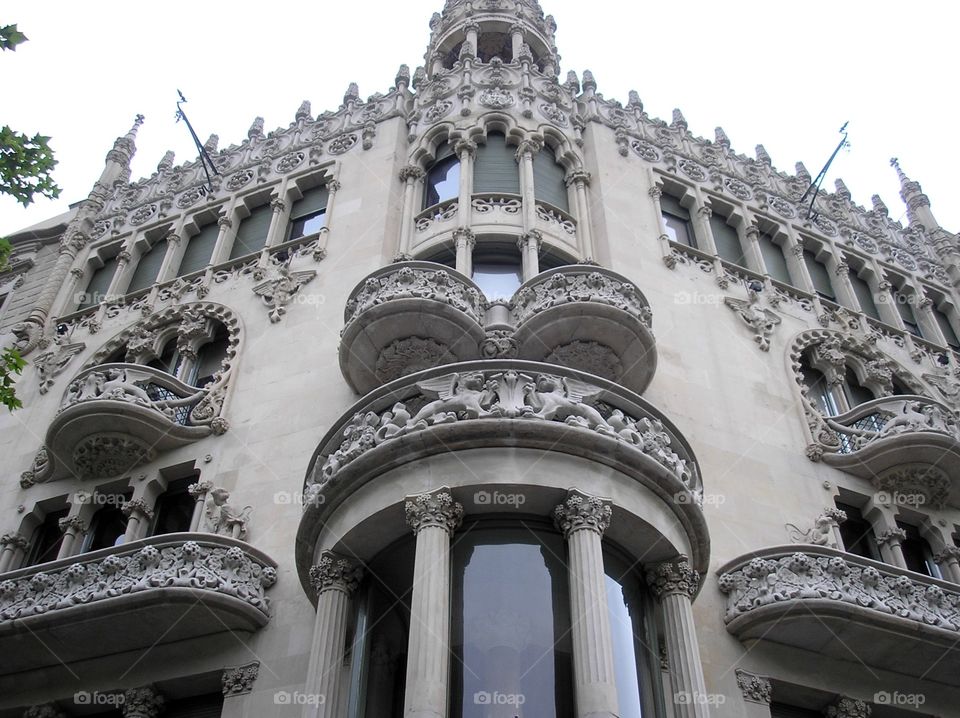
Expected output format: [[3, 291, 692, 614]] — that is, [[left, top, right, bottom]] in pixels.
[[344, 265, 485, 325], [511, 269, 652, 327]]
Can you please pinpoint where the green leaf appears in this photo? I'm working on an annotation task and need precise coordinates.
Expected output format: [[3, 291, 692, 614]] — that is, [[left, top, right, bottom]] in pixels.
[[0, 24, 28, 51]]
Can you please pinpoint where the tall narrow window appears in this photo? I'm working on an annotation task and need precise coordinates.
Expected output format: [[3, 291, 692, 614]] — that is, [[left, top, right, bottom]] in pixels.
[[835, 502, 880, 560], [532, 147, 568, 211], [25, 507, 69, 566], [83, 498, 130, 552], [931, 303, 960, 349], [842, 366, 874, 407], [191, 324, 230, 388], [474, 133, 520, 195], [289, 186, 329, 241], [848, 269, 880, 320], [803, 250, 835, 301], [892, 289, 922, 337], [126, 240, 167, 293], [799, 354, 839, 416], [151, 477, 197, 535], [709, 213, 746, 266], [471, 245, 523, 300], [898, 521, 940, 578], [230, 203, 273, 259], [78, 254, 120, 309], [757, 230, 790, 284], [424, 144, 460, 208], [147, 338, 181, 377], [177, 221, 220, 276], [660, 193, 695, 249]]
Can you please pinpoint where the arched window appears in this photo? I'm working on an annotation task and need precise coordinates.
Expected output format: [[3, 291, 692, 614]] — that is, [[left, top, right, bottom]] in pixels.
[[424, 143, 460, 209], [147, 337, 181, 376], [532, 147, 568, 212], [474, 133, 520, 195], [799, 351, 839, 416], [177, 221, 220, 277], [191, 324, 230, 388]]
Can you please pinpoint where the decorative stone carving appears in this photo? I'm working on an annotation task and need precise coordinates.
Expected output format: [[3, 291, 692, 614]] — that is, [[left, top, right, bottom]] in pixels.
[[724, 290, 780, 351], [825, 396, 960, 453], [786, 508, 846, 547], [20, 447, 50, 487], [734, 669, 771, 705], [824, 697, 871, 718], [647, 556, 700, 599], [276, 151, 305, 173], [479, 329, 518, 359], [545, 340, 623, 378], [121, 686, 165, 718], [122, 497, 155, 521], [553, 490, 612, 537], [405, 490, 463, 536], [23, 705, 65, 718], [344, 265, 485, 325], [309, 551, 363, 594], [479, 87, 515, 109], [375, 337, 455, 383], [62, 365, 205, 417], [252, 265, 317, 323], [312, 368, 697, 490], [924, 369, 960, 407], [0, 540, 276, 621], [876, 527, 907, 547], [73, 435, 156, 479], [222, 661, 260, 697], [204, 487, 252, 539], [35, 341, 86, 394], [873, 465, 950, 509], [511, 269, 652, 327], [327, 133, 358, 155]]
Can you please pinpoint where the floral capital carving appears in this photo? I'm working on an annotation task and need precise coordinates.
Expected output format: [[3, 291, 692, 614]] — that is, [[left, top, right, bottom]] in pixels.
[[553, 490, 612, 538], [825, 697, 871, 718], [309, 551, 363, 595], [735, 669, 771, 705], [188, 480, 215, 501], [121, 685, 165, 718], [405, 489, 463, 536], [876, 527, 907, 546], [399, 165, 426, 183], [222, 661, 260, 696], [646, 556, 700, 600]]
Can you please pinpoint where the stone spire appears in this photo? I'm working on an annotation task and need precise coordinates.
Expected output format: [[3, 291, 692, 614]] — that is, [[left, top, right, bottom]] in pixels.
[[890, 157, 936, 229], [102, 114, 143, 189]]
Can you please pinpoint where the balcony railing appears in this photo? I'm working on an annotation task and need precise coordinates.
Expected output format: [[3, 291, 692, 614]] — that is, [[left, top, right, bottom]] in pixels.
[[0, 533, 277, 676], [718, 545, 960, 685]]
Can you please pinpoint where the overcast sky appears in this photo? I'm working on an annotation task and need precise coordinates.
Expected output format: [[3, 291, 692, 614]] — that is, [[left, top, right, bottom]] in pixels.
[[2, 1, 957, 237]]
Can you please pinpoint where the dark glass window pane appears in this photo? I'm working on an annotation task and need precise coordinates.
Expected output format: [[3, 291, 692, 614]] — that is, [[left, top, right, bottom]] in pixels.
[[933, 305, 960, 348], [758, 232, 791, 284], [289, 211, 326, 241], [193, 328, 229, 388], [230, 204, 273, 259], [86, 503, 129, 551], [152, 478, 197, 535], [126, 240, 167, 293], [451, 527, 573, 718], [177, 222, 220, 276], [709, 215, 745, 266], [771, 704, 822, 718], [898, 522, 939, 577], [893, 291, 923, 337], [532, 148, 568, 211], [803, 250, 835, 300], [843, 366, 875, 407], [425, 155, 460, 208], [663, 212, 694, 247], [849, 270, 880, 320], [79, 255, 120, 309], [27, 508, 69, 566], [835, 502, 880, 560]]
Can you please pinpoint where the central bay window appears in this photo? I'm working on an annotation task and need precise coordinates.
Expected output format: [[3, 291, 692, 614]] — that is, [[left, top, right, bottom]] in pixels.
[[473, 132, 520, 195], [424, 143, 460, 209], [470, 242, 524, 300]]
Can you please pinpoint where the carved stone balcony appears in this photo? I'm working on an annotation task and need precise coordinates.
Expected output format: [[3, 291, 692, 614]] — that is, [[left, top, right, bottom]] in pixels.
[[0, 534, 276, 676], [339, 262, 487, 394], [43, 363, 218, 481], [510, 266, 657, 394], [718, 546, 960, 685], [811, 395, 960, 505]]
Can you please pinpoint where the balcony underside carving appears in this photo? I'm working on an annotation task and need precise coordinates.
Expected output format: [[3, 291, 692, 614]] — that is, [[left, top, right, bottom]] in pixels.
[[718, 546, 960, 686], [0, 534, 276, 676]]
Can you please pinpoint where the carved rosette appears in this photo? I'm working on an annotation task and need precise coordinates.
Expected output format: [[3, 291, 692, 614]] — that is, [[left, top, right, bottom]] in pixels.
[[222, 661, 261, 697], [405, 489, 463, 536], [553, 490, 612, 538], [308, 551, 364, 595], [646, 556, 700, 600], [734, 669, 771, 705]]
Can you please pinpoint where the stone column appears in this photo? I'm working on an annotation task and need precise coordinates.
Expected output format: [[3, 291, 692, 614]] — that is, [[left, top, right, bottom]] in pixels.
[[565, 170, 592, 260], [303, 552, 363, 718], [403, 488, 463, 718], [56, 516, 86, 559], [121, 686, 165, 718], [454, 139, 477, 230], [265, 197, 289, 249], [188, 480, 214, 531], [934, 545, 960, 584], [453, 227, 476, 277], [464, 21, 479, 55], [647, 557, 711, 718], [510, 22, 524, 59], [517, 230, 542, 281], [734, 670, 772, 718], [554, 490, 620, 718], [516, 139, 541, 233], [398, 166, 426, 257], [121, 499, 155, 543], [221, 661, 260, 718], [0, 532, 28, 573], [824, 696, 871, 718], [877, 527, 908, 568]]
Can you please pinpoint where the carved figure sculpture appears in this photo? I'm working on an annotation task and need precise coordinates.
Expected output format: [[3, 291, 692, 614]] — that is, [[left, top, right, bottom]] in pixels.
[[205, 487, 252, 540]]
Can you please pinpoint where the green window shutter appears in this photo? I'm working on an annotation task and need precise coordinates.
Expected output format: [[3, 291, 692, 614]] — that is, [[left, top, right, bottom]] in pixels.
[[292, 186, 329, 219], [230, 204, 273, 259], [709, 215, 745, 265], [934, 306, 959, 348], [803, 250, 835, 300], [474, 133, 520, 195], [126, 240, 167, 293], [532, 148, 569, 211], [849, 270, 880, 320], [78, 255, 119, 309], [177, 222, 220, 276], [758, 232, 791, 284]]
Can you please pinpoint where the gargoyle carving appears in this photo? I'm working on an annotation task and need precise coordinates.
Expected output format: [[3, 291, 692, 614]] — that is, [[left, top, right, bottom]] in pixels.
[[252, 265, 316, 323], [204, 487, 252, 540], [724, 290, 780, 352]]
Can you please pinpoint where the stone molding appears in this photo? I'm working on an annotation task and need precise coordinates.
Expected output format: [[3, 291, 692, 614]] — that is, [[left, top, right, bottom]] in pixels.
[[308, 551, 364, 595], [553, 490, 612, 538]]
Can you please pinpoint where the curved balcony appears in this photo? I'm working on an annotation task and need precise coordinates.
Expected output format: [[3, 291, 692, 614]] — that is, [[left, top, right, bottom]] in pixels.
[[301, 359, 705, 576], [0, 534, 276, 676], [814, 395, 960, 503], [44, 363, 214, 481], [510, 266, 657, 394], [339, 262, 487, 395], [718, 545, 960, 685]]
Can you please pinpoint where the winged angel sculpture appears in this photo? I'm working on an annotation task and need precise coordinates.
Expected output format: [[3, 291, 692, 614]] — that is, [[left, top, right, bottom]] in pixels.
[[724, 290, 781, 352]]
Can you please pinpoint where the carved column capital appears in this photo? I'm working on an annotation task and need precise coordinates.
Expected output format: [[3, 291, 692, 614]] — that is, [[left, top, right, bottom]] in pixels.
[[744, 224, 760, 242], [121, 686, 165, 718], [164, 230, 181, 245], [58, 515, 85, 534], [564, 169, 591, 188], [404, 488, 463, 536], [517, 229, 543, 252], [187, 480, 215, 501], [877, 527, 907, 547], [217, 216, 233, 229], [696, 205, 712, 219], [309, 550, 363, 595], [0, 531, 29, 550], [825, 697, 871, 718], [514, 137, 543, 161], [452, 227, 476, 249], [454, 138, 478, 159], [69, 267, 85, 279], [399, 165, 426, 183], [121, 498, 155, 521], [116, 250, 133, 265], [734, 669, 771, 705], [647, 185, 663, 200], [327, 179, 342, 193], [646, 556, 700, 600], [270, 198, 286, 213], [934, 545, 960, 563], [553, 489, 612, 538], [222, 660, 260, 696]]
